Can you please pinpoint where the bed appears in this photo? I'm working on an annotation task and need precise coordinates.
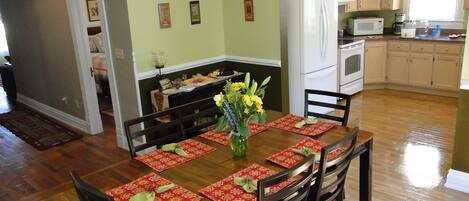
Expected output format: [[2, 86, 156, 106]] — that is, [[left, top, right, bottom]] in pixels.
[[88, 27, 110, 97]]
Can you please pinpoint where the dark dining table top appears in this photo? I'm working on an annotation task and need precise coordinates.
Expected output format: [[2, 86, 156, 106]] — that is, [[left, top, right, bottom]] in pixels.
[[94, 110, 374, 200]]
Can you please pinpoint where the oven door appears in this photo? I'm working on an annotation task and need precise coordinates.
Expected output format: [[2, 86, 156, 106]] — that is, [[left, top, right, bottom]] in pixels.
[[339, 43, 364, 86]]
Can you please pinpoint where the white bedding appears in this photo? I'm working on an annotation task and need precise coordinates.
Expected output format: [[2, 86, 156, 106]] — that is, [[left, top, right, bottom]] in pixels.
[[91, 53, 108, 78]]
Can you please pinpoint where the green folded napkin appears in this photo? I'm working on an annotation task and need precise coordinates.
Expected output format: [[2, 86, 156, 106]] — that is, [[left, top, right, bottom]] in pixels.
[[161, 143, 189, 157], [129, 184, 175, 201], [294, 117, 318, 128], [292, 147, 321, 162], [234, 176, 258, 193]]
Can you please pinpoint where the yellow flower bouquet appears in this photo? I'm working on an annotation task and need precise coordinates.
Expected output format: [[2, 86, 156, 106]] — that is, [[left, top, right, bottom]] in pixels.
[[214, 73, 270, 157]]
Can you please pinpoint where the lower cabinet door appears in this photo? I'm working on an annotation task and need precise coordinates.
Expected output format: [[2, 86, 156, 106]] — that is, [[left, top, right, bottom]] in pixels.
[[364, 41, 387, 84], [433, 55, 461, 91], [409, 53, 433, 88], [387, 52, 409, 84]]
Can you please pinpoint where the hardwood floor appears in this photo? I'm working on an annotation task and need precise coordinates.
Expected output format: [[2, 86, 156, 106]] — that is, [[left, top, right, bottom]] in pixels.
[[0, 89, 468, 200]]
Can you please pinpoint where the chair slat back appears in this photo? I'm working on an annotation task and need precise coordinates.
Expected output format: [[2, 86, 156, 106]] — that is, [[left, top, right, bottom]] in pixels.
[[70, 171, 114, 201], [124, 97, 219, 158], [258, 155, 315, 201], [304, 89, 352, 126], [308, 127, 359, 201]]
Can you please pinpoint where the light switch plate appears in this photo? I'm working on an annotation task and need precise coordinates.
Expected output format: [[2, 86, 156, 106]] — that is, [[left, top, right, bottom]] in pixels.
[[114, 48, 125, 59]]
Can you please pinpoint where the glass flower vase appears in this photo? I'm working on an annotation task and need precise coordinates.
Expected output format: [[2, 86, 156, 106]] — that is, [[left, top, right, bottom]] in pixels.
[[229, 124, 250, 157]]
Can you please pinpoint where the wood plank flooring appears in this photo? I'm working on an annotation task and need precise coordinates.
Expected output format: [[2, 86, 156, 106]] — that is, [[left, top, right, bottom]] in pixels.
[[0, 89, 468, 200]]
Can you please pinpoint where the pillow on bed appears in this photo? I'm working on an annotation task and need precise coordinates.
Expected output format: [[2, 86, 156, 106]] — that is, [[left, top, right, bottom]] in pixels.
[[92, 33, 106, 53], [89, 36, 99, 53]]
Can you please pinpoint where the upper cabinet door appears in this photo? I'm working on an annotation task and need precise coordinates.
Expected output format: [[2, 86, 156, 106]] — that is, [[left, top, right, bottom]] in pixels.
[[381, 0, 401, 10], [345, 0, 358, 12], [358, 0, 381, 11]]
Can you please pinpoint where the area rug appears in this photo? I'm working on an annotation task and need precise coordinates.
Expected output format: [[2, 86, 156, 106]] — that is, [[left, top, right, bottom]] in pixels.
[[0, 109, 82, 150]]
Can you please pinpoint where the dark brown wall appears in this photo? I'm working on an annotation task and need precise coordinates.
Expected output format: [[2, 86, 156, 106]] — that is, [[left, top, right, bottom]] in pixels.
[[138, 61, 282, 115]]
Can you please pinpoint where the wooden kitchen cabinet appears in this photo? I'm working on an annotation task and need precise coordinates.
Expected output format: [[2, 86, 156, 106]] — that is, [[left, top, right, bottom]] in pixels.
[[408, 53, 434, 87], [465, 0, 469, 9], [357, 0, 381, 11], [387, 52, 409, 84], [345, 0, 358, 12], [381, 0, 401, 10], [364, 41, 387, 83], [432, 55, 461, 91]]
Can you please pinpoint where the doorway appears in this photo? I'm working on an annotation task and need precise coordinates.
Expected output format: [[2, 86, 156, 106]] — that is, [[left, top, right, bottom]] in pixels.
[[66, 0, 123, 138]]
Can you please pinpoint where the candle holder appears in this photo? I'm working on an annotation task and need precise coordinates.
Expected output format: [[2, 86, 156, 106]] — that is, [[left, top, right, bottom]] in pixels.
[[153, 52, 166, 90]]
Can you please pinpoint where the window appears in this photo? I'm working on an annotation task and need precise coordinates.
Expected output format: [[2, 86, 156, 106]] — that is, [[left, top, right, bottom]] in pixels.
[[405, 0, 464, 29], [0, 21, 9, 64]]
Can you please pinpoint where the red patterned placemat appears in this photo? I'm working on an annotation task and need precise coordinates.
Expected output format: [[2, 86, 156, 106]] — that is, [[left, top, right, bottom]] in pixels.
[[199, 123, 269, 146], [199, 164, 294, 201], [106, 172, 202, 201], [266, 138, 345, 169], [268, 114, 336, 136], [135, 139, 216, 172]]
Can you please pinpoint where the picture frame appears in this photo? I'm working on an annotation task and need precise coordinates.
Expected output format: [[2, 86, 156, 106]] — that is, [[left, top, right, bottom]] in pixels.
[[158, 3, 172, 29], [86, 0, 100, 22], [244, 0, 254, 22], [189, 1, 201, 25]]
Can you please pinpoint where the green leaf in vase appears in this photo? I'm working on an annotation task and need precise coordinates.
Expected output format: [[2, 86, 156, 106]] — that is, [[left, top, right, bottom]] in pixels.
[[129, 191, 155, 201], [294, 120, 306, 129], [155, 184, 175, 193], [260, 76, 271, 87], [259, 112, 267, 124]]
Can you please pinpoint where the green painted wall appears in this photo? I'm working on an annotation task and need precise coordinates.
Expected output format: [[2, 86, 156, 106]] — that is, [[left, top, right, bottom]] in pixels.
[[223, 0, 281, 60], [452, 90, 469, 173], [127, 0, 226, 73], [127, 0, 281, 73]]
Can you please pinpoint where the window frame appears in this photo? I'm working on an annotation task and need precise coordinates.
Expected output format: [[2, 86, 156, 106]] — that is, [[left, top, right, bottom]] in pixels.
[[403, 0, 465, 29]]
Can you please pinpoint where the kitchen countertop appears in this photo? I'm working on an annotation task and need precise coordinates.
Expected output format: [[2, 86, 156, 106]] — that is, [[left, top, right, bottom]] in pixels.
[[341, 34, 466, 43]]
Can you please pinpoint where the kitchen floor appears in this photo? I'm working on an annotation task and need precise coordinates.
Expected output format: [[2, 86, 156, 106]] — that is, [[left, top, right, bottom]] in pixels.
[[0, 89, 468, 200], [343, 89, 468, 200]]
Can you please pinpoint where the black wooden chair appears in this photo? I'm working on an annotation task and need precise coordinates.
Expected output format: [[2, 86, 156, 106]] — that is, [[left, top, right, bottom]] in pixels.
[[124, 97, 220, 158], [304, 89, 352, 126], [308, 127, 359, 201], [258, 155, 315, 201], [70, 171, 114, 201]]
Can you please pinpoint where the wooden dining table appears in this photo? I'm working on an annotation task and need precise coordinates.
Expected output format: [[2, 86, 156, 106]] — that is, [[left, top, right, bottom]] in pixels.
[[88, 111, 374, 201]]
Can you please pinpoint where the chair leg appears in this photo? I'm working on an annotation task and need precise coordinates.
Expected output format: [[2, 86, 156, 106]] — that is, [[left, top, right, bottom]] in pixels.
[[337, 189, 345, 201]]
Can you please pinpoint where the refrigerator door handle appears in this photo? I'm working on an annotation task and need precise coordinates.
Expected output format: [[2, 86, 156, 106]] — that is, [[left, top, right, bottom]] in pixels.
[[323, 0, 329, 58], [320, 2, 326, 59]]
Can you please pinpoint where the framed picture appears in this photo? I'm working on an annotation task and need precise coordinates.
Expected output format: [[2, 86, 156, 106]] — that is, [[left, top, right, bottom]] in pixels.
[[87, 0, 100, 22], [189, 1, 201, 25], [244, 0, 254, 22], [158, 3, 172, 29]]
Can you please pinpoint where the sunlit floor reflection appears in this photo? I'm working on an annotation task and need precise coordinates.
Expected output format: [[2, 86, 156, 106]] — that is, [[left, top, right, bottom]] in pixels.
[[402, 143, 442, 188]]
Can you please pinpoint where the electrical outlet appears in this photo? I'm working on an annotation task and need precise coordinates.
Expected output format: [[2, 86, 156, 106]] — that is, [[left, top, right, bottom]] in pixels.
[[115, 48, 125, 59], [61, 97, 68, 105]]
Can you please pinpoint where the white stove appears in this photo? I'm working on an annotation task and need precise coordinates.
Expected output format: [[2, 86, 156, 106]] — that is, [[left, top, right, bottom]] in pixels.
[[338, 39, 365, 95]]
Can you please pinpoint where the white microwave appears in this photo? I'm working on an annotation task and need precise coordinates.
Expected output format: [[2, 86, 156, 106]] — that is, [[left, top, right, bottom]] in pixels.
[[347, 18, 384, 36]]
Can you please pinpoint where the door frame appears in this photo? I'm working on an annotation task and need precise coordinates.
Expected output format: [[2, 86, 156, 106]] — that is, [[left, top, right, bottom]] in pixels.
[[65, 0, 123, 136]]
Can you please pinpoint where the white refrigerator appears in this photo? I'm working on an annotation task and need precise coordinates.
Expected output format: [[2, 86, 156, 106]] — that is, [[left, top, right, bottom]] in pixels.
[[286, 0, 338, 116]]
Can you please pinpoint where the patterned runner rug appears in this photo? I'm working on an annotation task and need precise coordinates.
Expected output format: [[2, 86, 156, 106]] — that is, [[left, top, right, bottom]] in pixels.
[[0, 109, 82, 150]]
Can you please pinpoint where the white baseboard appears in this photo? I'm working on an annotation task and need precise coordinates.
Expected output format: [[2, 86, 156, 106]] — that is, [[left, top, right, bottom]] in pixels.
[[445, 169, 469, 194], [136, 55, 281, 80], [225, 55, 282, 67], [17, 94, 91, 134]]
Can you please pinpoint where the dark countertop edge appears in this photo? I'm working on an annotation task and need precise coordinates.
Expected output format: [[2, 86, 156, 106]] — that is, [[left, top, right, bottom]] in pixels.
[[341, 34, 466, 43]]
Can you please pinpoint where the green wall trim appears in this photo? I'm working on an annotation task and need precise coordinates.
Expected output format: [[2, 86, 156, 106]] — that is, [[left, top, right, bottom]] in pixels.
[[452, 89, 469, 173]]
